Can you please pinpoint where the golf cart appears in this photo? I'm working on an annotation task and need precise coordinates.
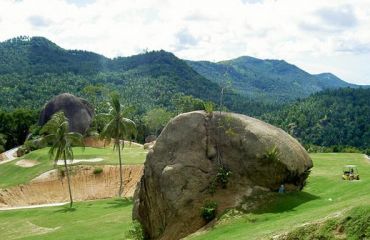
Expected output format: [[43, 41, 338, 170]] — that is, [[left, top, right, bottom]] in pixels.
[[342, 165, 360, 180]]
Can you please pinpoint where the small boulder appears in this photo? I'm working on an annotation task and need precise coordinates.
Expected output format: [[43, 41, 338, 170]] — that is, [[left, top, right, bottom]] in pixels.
[[133, 111, 313, 240], [145, 135, 157, 143], [143, 141, 156, 150], [39, 93, 94, 134]]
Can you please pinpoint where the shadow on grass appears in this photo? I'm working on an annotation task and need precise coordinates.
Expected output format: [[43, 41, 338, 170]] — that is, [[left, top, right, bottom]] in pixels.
[[251, 191, 320, 214], [105, 198, 132, 209], [54, 206, 77, 213]]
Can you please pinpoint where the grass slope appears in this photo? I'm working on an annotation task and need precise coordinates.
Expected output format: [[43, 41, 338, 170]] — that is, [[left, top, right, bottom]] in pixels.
[[188, 153, 370, 239], [0, 145, 147, 188], [0, 153, 369, 240], [0, 198, 133, 240]]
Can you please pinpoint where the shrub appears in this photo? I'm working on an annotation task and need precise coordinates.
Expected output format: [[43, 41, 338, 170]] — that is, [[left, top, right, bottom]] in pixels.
[[201, 201, 218, 222], [364, 148, 370, 156], [125, 220, 145, 240], [216, 166, 232, 188], [208, 166, 232, 194], [93, 167, 103, 175], [203, 101, 214, 114], [58, 168, 65, 178], [262, 146, 280, 162]]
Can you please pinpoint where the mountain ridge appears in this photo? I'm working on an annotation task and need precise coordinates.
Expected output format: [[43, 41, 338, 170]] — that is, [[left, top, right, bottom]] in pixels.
[[186, 56, 356, 103], [0, 36, 362, 112], [0, 36, 275, 116]]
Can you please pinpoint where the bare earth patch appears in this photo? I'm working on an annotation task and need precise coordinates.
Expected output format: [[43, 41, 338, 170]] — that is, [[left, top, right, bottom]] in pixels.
[[15, 159, 40, 168], [0, 165, 143, 208]]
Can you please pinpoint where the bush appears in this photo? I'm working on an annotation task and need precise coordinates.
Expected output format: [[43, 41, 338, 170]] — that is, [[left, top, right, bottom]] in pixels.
[[216, 166, 232, 189], [364, 148, 370, 156], [262, 146, 280, 162], [203, 101, 214, 114], [18, 139, 43, 156], [125, 220, 145, 240], [58, 168, 65, 178], [201, 201, 218, 222], [93, 167, 103, 175]]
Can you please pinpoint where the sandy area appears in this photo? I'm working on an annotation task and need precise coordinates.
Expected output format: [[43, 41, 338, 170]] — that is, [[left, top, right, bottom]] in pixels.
[[15, 159, 40, 168], [0, 164, 143, 208], [0, 202, 68, 211], [55, 158, 103, 165]]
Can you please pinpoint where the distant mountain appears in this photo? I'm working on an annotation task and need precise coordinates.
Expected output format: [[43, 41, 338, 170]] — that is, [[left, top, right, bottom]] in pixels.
[[262, 87, 370, 149], [186, 56, 357, 103], [0, 36, 274, 116], [0, 36, 362, 116]]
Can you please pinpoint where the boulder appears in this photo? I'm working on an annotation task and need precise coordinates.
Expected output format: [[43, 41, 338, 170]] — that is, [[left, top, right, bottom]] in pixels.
[[143, 141, 156, 150], [145, 135, 157, 143], [39, 93, 94, 134], [133, 111, 313, 240]]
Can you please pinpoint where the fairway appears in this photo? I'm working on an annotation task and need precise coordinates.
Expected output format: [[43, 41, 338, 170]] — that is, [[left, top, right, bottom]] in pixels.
[[0, 153, 369, 240], [0, 145, 147, 188], [0, 199, 133, 240]]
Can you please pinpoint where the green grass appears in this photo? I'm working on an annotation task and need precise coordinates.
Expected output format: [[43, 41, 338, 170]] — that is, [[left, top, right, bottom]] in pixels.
[[0, 145, 147, 188], [0, 153, 369, 240], [0, 198, 134, 240], [188, 153, 370, 240]]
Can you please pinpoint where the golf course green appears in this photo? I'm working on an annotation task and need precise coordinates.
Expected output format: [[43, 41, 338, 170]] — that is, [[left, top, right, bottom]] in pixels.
[[0, 153, 369, 239]]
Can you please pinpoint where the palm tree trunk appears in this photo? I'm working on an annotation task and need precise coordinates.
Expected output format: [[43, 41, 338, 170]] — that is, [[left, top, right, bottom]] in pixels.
[[63, 152, 73, 208], [118, 140, 124, 197]]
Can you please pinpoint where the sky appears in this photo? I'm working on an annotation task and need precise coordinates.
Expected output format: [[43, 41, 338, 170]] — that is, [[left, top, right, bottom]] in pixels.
[[0, 0, 369, 85]]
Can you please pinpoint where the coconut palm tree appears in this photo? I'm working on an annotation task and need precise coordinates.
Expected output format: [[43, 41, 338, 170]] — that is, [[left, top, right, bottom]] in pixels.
[[100, 94, 137, 197], [41, 112, 84, 208]]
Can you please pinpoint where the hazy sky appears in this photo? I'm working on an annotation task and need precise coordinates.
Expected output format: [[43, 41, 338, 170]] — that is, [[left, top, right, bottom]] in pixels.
[[1, 0, 369, 85]]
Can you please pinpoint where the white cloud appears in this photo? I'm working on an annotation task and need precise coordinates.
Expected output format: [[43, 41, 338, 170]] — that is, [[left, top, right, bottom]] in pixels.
[[0, 0, 369, 84]]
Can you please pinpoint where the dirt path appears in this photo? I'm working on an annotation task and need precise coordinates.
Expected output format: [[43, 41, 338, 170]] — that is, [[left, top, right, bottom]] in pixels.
[[0, 202, 68, 211]]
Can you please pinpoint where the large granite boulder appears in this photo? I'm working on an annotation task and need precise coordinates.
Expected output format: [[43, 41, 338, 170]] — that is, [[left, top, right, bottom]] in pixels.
[[133, 111, 313, 240], [39, 93, 94, 134]]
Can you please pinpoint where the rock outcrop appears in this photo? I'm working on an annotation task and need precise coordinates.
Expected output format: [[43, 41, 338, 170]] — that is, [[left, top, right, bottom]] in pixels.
[[39, 93, 94, 134], [133, 111, 313, 240]]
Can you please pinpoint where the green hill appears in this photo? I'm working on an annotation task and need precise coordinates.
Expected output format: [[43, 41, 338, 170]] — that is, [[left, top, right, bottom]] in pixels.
[[186, 57, 356, 103], [262, 88, 370, 149], [0, 36, 273, 116]]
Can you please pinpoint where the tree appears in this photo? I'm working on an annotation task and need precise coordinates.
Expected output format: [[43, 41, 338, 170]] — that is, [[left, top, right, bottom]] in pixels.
[[143, 108, 173, 136], [0, 133, 6, 153], [100, 94, 137, 197], [41, 112, 84, 208]]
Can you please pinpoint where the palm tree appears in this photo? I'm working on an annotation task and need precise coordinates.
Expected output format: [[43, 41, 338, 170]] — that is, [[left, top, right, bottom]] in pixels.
[[100, 94, 137, 197], [41, 112, 84, 208]]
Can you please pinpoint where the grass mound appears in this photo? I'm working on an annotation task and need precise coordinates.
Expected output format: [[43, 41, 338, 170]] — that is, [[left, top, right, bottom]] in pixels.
[[282, 205, 370, 240]]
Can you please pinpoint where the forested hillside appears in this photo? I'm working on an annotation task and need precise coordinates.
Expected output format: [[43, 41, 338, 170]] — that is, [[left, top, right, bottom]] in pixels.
[[0, 36, 367, 152], [0, 36, 274, 116], [262, 88, 370, 149], [187, 57, 356, 103]]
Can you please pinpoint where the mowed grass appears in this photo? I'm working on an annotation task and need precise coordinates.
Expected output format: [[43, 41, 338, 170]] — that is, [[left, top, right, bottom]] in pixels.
[[0, 153, 369, 240], [0, 198, 133, 240], [188, 153, 370, 240], [0, 144, 147, 188]]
